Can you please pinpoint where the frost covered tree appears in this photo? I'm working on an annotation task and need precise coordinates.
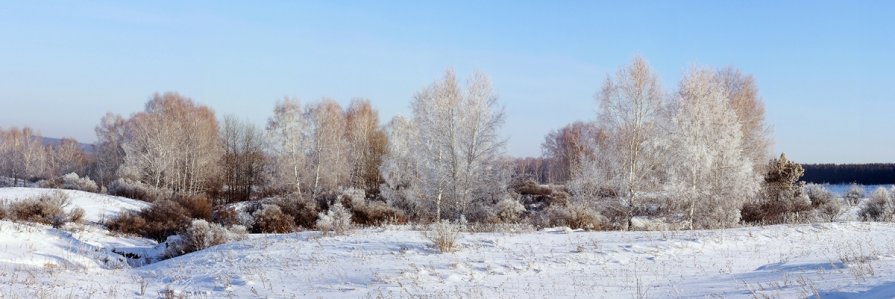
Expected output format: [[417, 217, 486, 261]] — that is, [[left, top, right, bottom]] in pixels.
[[0, 127, 48, 185], [266, 98, 310, 197], [120, 92, 222, 195], [307, 99, 350, 193], [49, 137, 89, 177], [379, 115, 421, 216], [715, 67, 772, 173], [94, 112, 127, 188], [381, 69, 508, 221], [663, 68, 760, 229], [578, 56, 666, 228]]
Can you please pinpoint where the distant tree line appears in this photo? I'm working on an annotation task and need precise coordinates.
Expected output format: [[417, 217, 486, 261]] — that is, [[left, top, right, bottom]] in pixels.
[[801, 164, 895, 185]]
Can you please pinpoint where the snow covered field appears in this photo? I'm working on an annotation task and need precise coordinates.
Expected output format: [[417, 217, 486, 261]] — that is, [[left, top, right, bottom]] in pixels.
[[2, 188, 895, 298]]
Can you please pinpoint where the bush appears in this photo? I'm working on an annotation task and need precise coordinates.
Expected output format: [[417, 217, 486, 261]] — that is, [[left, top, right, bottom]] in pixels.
[[9, 191, 82, 228], [173, 194, 212, 220], [340, 189, 406, 226], [175, 219, 248, 254], [109, 178, 172, 202], [844, 183, 864, 205], [105, 211, 147, 236], [62, 173, 99, 193], [741, 196, 813, 225], [546, 201, 608, 230], [0, 204, 6, 220], [425, 220, 461, 253], [252, 204, 294, 233], [860, 187, 892, 221], [273, 195, 319, 229], [211, 207, 240, 226], [316, 202, 352, 235], [107, 199, 192, 242], [494, 196, 525, 223], [805, 184, 841, 222]]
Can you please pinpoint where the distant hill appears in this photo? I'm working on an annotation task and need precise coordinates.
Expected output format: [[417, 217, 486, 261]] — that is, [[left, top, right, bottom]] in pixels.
[[40, 136, 95, 154]]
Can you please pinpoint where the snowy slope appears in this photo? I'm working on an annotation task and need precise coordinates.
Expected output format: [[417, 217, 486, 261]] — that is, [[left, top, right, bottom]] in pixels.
[[2, 187, 895, 298], [0, 187, 148, 223], [130, 223, 895, 298]]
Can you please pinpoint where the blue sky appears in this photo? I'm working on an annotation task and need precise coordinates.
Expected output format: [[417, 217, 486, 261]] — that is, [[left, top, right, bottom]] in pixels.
[[1, 1, 892, 163]]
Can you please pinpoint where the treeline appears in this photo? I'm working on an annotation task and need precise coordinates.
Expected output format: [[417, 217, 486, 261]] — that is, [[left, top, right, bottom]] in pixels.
[[0, 57, 855, 239], [801, 164, 895, 185]]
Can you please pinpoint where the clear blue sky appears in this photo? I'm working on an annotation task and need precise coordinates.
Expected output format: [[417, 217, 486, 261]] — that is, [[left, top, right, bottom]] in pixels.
[[1, 1, 892, 163]]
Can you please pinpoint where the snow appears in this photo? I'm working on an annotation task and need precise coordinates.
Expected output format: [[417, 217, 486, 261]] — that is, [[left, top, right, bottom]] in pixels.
[[0, 187, 148, 223], [3, 187, 895, 298]]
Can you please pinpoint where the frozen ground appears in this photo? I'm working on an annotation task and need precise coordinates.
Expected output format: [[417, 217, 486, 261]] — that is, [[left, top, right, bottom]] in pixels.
[[2, 187, 895, 298]]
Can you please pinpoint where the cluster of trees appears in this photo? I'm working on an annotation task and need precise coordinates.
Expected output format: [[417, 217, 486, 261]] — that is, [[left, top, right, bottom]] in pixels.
[[0, 128, 91, 186], [538, 57, 773, 229], [90, 93, 389, 204], [801, 164, 895, 185], [11, 57, 851, 232]]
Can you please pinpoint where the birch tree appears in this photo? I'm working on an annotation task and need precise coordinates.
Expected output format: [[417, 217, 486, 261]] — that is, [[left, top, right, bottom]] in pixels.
[[94, 112, 127, 188], [120, 92, 222, 195], [0, 127, 47, 186], [395, 69, 507, 221], [587, 56, 666, 229], [663, 68, 760, 229], [715, 67, 772, 173], [307, 99, 350, 193], [345, 99, 388, 192], [266, 98, 310, 197]]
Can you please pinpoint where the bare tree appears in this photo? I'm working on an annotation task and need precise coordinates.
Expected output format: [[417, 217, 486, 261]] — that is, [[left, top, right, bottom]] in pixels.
[[94, 112, 127, 188], [345, 99, 388, 193], [0, 127, 48, 185], [379, 115, 421, 217], [715, 67, 772, 173], [587, 56, 666, 229], [663, 67, 760, 229], [392, 69, 507, 221], [541, 121, 604, 184], [221, 115, 268, 203], [307, 99, 350, 193], [266, 98, 310, 196], [120, 92, 222, 195], [50, 137, 89, 177]]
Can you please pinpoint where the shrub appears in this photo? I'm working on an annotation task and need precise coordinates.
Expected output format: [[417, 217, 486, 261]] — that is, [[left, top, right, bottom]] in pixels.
[[141, 200, 192, 242], [804, 184, 841, 222], [252, 204, 294, 233], [173, 194, 212, 220], [105, 211, 147, 236], [740, 196, 813, 225], [860, 187, 892, 221], [175, 219, 248, 254], [9, 191, 82, 228], [108, 200, 192, 242], [844, 183, 865, 205], [0, 203, 6, 220], [494, 196, 525, 223], [273, 195, 319, 229], [547, 201, 608, 230], [211, 207, 240, 226], [62, 173, 99, 193], [425, 220, 460, 253], [316, 202, 352, 235], [341, 189, 406, 226], [109, 178, 172, 202]]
